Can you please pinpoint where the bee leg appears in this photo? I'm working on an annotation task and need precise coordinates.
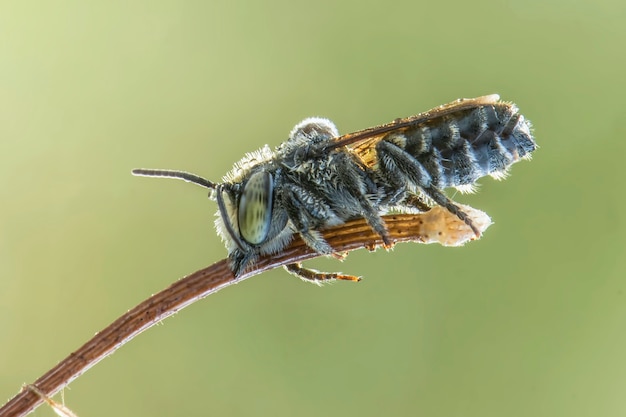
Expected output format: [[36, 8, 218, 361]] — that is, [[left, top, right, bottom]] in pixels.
[[283, 184, 335, 255], [376, 140, 433, 193], [298, 229, 333, 254], [361, 211, 390, 248], [339, 162, 391, 246], [284, 263, 361, 283], [421, 186, 481, 236], [228, 248, 257, 278], [376, 140, 480, 237]]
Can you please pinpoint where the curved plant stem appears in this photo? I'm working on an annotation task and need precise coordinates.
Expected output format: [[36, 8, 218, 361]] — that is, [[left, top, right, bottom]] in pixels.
[[0, 206, 490, 417]]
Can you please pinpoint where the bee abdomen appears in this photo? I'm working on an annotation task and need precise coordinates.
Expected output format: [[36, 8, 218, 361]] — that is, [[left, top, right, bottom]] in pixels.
[[401, 103, 536, 188]]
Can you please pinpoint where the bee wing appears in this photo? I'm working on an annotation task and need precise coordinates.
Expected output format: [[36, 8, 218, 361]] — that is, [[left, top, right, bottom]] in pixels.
[[323, 94, 501, 168]]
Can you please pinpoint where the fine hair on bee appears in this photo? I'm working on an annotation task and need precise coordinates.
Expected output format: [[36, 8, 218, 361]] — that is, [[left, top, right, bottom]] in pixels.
[[133, 94, 537, 283]]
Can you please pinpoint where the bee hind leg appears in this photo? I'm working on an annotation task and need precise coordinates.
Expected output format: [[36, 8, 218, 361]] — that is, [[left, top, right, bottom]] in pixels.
[[421, 186, 481, 237], [376, 140, 480, 237]]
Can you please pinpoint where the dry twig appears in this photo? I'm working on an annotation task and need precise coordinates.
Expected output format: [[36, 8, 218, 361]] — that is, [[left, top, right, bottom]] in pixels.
[[0, 205, 490, 417]]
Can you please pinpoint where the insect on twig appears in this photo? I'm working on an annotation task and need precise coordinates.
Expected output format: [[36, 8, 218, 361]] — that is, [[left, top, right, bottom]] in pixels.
[[133, 94, 536, 281]]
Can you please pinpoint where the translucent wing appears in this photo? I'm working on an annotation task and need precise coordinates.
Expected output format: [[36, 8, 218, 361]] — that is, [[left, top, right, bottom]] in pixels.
[[323, 94, 503, 168]]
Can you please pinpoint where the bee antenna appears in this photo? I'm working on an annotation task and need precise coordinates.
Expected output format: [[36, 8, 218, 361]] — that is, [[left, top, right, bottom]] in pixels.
[[215, 184, 246, 251], [131, 168, 217, 190]]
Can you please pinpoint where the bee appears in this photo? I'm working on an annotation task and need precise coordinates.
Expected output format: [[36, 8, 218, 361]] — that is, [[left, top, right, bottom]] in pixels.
[[133, 94, 536, 282]]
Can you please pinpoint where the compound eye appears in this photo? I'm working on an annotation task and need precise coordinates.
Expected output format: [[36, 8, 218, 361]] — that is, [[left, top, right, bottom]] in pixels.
[[238, 171, 274, 245]]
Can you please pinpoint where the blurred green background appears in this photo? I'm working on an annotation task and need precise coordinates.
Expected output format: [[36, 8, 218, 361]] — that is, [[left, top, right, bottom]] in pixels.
[[1, 1, 625, 416]]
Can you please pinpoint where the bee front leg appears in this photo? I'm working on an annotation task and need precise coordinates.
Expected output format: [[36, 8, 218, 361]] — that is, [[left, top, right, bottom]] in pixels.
[[228, 247, 257, 278]]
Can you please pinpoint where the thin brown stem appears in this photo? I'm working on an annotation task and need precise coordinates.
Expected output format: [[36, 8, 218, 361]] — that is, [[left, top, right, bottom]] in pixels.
[[0, 206, 490, 417]]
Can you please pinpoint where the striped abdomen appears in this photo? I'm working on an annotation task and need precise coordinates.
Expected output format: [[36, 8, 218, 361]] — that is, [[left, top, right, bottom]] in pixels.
[[392, 102, 536, 190]]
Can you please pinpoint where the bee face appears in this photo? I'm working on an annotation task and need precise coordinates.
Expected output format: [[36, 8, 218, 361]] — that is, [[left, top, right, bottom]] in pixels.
[[133, 94, 537, 281], [212, 118, 345, 274]]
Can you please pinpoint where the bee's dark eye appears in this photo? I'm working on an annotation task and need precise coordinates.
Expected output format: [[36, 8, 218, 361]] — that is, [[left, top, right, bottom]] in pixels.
[[238, 172, 273, 245]]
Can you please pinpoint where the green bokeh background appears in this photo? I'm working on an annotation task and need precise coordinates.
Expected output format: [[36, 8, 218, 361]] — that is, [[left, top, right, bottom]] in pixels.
[[1, 1, 625, 416]]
